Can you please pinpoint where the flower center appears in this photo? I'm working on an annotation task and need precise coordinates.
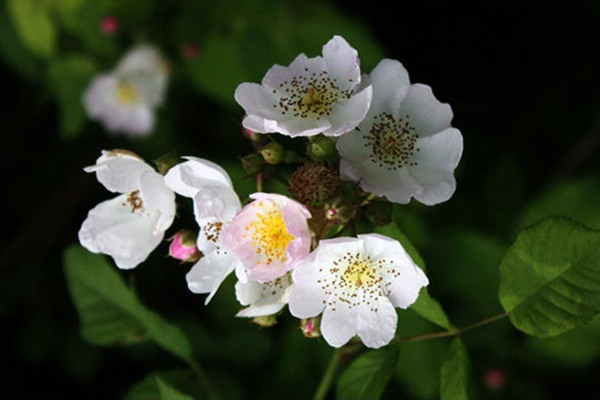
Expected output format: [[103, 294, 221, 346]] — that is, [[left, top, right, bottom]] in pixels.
[[244, 202, 293, 266], [124, 190, 145, 213], [316, 252, 399, 311], [364, 113, 419, 170], [273, 70, 352, 120], [116, 82, 139, 105]]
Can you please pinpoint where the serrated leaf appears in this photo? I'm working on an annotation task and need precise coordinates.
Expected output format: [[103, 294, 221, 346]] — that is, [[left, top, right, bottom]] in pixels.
[[375, 222, 453, 330], [337, 347, 399, 400], [48, 55, 96, 138], [499, 218, 600, 337], [63, 245, 193, 363], [440, 338, 471, 400], [6, 0, 55, 58]]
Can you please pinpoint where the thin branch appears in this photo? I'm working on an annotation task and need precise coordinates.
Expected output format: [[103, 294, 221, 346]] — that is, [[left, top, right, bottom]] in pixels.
[[393, 311, 509, 345]]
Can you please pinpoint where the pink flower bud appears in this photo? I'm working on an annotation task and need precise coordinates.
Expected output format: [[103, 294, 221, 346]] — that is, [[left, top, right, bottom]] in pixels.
[[300, 317, 321, 338], [168, 230, 201, 263], [484, 367, 505, 390], [182, 44, 199, 60], [100, 16, 119, 35]]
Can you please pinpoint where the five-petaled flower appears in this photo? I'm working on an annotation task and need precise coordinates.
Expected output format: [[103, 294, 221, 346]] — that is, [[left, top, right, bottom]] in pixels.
[[289, 233, 428, 348], [234, 35, 372, 138], [78, 150, 176, 269], [220, 193, 312, 282], [336, 59, 463, 205], [164, 157, 243, 303], [83, 44, 169, 136]]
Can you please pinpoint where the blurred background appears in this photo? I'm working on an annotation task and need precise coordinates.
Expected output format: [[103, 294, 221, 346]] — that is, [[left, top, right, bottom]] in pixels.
[[1, 0, 599, 398]]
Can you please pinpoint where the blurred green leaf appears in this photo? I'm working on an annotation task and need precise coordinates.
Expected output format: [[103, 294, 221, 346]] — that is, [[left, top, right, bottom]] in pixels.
[[48, 55, 96, 138], [125, 370, 200, 400], [396, 311, 447, 399], [63, 245, 193, 363], [0, 1, 41, 80], [440, 338, 471, 400], [6, 0, 55, 58], [499, 218, 600, 337], [527, 313, 600, 367], [336, 347, 399, 400], [375, 222, 453, 330], [517, 174, 600, 230]]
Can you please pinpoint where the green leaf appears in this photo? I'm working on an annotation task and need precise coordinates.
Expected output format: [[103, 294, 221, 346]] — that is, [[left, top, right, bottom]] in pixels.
[[0, 1, 41, 80], [6, 0, 56, 58], [411, 289, 454, 330], [499, 217, 600, 337], [517, 174, 600, 230], [375, 222, 453, 330], [125, 370, 200, 400], [63, 244, 193, 363], [48, 55, 96, 138], [440, 338, 471, 400], [336, 347, 399, 400]]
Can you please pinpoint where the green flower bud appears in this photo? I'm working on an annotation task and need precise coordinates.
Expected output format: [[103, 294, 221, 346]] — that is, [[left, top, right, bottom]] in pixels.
[[260, 142, 284, 165], [240, 153, 264, 175], [307, 135, 338, 163]]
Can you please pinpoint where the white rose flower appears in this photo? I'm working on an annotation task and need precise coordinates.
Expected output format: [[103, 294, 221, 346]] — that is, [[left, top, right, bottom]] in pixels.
[[78, 150, 175, 269], [289, 233, 428, 349], [164, 157, 243, 303], [336, 59, 463, 205], [234, 35, 372, 138], [83, 44, 168, 136]]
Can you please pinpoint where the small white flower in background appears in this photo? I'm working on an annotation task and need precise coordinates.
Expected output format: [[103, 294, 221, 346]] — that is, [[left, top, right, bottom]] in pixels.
[[234, 35, 372, 138], [289, 233, 428, 349], [78, 150, 176, 269], [83, 44, 168, 136], [336, 59, 463, 205], [220, 193, 312, 283], [164, 157, 243, 303], [234, 268, 292, 318]]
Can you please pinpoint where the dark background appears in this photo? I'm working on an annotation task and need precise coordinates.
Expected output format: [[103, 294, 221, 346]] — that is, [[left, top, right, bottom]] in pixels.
[[1, 0, 599, 398]]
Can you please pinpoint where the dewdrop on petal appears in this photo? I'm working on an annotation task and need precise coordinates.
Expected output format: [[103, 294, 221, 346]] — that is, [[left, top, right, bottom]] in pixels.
[[83, 44, 169, 137]]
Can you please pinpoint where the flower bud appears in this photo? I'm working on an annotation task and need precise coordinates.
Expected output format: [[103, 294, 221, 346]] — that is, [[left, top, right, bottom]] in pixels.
[[168, 230, 201, 263], [252, 314, 277, 327], [300, 317, 321, 338], [259, 142, 284, 165], [182, 44, 199, 60], [324, 196, 357, 225], [240, 153, 264, 175], [100, 16, 119, 35], [307, 135, 338, 163], [484, 368, 505, 390]]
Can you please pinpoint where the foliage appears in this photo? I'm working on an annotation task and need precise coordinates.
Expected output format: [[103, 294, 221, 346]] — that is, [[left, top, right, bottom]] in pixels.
[[1, 0, 599, 399]]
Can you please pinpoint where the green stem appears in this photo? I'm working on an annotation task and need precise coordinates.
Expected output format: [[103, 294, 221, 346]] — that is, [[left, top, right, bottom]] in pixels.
[[393, 311, 509, 345], [188, 358, 220, 400], [313, 348, 342, 400]]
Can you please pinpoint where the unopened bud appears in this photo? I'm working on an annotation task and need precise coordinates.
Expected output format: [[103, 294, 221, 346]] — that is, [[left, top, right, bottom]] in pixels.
[[259, 142, 284, 165], [168, 230, 201, 263], [484, 368, 505, 390], [307, 135, 338, 163], [100, 16, 119, 35], [300, 317, 321, 338], [182, 43, 199, 60], [240, 153, 264, 175], [324, 197, 357, 225], [252, 314, 277, 327]]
